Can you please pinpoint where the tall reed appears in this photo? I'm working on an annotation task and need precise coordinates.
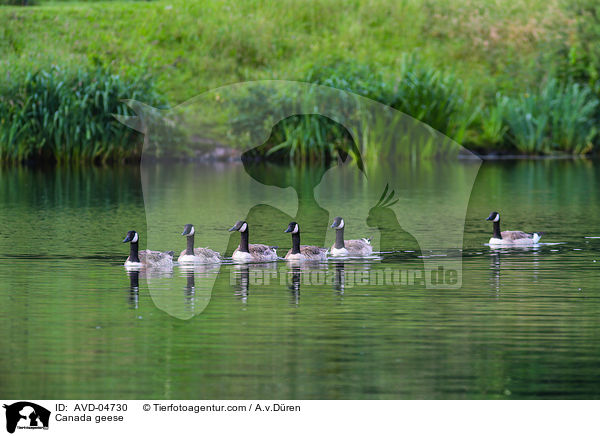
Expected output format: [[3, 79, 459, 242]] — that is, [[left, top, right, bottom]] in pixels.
[[0, 66, 165, 164], [499, 79, 598, 154]]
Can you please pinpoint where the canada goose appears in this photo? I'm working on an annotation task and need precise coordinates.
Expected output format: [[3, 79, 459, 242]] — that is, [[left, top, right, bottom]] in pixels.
[[228, 220, 278, 262], [486, 212, 542, 245], [283, 222, 328, 261], [330, 216, 373, 256], [178, 224, 222, 264], [122, 230, 174, 268]]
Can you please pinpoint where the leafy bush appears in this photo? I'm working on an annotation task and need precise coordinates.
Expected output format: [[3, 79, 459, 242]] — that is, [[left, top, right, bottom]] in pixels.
[[563, 0, 600, 89], [0, 66, 165, 163]]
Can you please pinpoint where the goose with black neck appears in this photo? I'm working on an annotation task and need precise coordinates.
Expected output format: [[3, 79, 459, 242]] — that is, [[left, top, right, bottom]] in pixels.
[[284, 222, 328, 261], [228, 220, 278, 263], [330, 216, 373, 257], [178, 224, 222, 264], [486, 211, 543, 246], [122, 230, 174, 269]]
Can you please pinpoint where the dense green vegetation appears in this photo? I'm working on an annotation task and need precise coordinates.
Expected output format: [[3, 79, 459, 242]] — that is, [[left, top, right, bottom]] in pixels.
[[2, 0, 600, 162], [0, 66, 164, 163]]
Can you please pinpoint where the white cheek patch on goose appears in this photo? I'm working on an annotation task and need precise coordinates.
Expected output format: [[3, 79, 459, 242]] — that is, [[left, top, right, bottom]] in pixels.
[[338, 219, 345, 229], [132, 233, 139, 243], [189, 226, 195, 236], [239, 223, 247, 232], [293, 224, 299, 234], [493, 215, 500, 222]]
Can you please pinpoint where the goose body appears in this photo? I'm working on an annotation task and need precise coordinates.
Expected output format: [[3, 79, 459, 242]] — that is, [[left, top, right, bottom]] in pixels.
[[486, 212, 542, 246], [330, 216, 373, 257], [123, 231, 174, 269], [232, 244, 278, 262], [229, 220, 278, 263], [178, 224, 222, 264], [284, 222, 328, 261]]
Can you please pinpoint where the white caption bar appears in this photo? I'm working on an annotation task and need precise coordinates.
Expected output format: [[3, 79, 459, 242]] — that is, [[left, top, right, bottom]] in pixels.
[[0, 400, 596, 435]]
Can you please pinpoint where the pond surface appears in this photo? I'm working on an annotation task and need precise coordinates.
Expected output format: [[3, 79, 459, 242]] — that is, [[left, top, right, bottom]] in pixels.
[[1, 159, 600, 399]]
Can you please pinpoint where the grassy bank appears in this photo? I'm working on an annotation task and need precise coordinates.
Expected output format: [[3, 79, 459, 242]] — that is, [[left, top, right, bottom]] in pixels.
[[1, 0, 600, 162], [0, 0, 569, 101]]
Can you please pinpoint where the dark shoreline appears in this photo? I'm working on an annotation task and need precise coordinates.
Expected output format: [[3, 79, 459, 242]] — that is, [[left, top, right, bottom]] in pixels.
[[3, 146, 599, 167]]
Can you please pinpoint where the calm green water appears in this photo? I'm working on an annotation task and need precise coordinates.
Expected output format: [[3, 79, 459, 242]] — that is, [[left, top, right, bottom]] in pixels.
[[1, 159, 600, 399]]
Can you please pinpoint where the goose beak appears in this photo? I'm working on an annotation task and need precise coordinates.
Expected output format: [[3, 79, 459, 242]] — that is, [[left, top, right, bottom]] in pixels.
[[229, 221, 245, 232], [123, 235, 132, 243]]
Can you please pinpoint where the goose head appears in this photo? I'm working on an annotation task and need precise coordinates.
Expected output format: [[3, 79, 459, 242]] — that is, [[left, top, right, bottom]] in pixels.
[[123, 230, 139, 243], [486, 211, 500, 222], [331, 216, 345, 229], [182, 224, 195, 236], [284, 222, 300, 234], [228, 220, 248, 233]]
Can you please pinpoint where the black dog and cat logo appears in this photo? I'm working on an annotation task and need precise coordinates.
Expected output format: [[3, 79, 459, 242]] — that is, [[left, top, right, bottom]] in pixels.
[[3, 402, 50, 433]]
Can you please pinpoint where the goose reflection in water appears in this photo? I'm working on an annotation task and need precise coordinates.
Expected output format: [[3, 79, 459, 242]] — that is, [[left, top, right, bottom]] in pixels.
[[178, 263, 220, 314], [288, 265, 301, 305], [488, 244, 543, 295], [285, 262, 329, 305], [125, 267, 173, 310], [231, 262, 277, 304], [232, 264, 250, 303], [183, 270, 196, 311], [125, 265, 236, 319], [333, 261, 345, 295], [127, 270, 140, 309]]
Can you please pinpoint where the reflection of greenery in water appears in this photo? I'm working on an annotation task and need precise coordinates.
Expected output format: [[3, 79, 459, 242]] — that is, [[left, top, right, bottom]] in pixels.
[[2, 161, 600, 398]]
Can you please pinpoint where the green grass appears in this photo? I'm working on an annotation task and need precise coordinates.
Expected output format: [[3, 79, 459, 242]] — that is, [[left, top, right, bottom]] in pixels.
[[0, 0, 571, 103], [1, 0, 599, 161]]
